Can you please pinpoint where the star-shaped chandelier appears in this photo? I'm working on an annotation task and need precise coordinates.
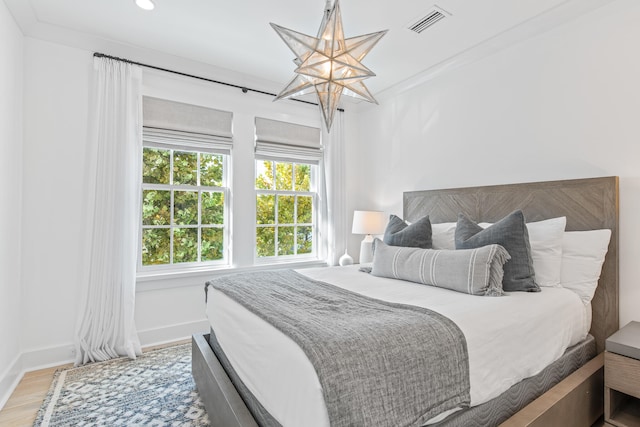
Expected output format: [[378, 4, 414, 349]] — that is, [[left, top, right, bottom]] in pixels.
[[271, 0, 387, 131]]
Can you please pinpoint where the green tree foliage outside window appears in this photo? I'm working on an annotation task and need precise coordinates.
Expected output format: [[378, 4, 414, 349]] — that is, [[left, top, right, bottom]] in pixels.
[[141, 147, 226, 266], [255, 160, 315, 258]]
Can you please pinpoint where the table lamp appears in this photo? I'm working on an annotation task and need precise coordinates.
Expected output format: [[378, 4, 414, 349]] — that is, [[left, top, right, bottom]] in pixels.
[[352, 210, 387, 263]]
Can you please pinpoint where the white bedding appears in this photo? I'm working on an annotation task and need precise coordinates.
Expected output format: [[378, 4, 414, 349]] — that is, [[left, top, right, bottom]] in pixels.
[[207, 265, 590, 427]]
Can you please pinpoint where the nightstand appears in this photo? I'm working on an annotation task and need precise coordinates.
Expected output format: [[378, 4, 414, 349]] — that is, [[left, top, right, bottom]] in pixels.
[[605, 321, 640, 426]]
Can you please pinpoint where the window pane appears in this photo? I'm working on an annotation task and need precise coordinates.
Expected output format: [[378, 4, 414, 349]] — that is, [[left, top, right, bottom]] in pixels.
[[294, 164, 311, 191], [256, 227, 275, 257], [202, 192, 224, 225], [142, 228, 170, 265], [254, 159, 317, 262], [173, 151, 197, 185], [275, 162, 293, 190], [200, 153, 223, 187], [174, 191, 198, 225], [173, 227, 198, 263], [256, 160, 273, 190], [297, 226, 313, 255], [297, 196, 313, 224], [256, 194, 275, 224], [142, 190, 170, 225], [202, 228, 224, 261], [278, 195, 294, 224], [143, 148, 170, 184], [278, 226, 295, 256]]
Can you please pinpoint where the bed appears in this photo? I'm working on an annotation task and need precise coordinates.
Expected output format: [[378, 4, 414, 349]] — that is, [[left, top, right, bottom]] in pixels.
[[192, 176, 619, 427]]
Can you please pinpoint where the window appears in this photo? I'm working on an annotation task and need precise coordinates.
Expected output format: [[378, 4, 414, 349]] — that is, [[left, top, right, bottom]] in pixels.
[[255, 160, 317, 259], [139, 97, 233, 271], [138, 98, 325, 274], [141, 147, 228, 267], [253, 117, 322, 262]]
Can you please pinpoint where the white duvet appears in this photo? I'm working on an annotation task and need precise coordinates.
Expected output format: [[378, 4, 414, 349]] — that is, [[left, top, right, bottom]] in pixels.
[[207, 265, 589, 427]]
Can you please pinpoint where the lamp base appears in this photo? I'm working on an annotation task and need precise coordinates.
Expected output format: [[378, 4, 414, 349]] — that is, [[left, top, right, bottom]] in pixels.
[[359, 235, 375, 264]]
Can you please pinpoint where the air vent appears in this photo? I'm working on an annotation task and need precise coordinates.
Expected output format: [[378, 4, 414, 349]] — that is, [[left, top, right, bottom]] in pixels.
[[407, 6, 450, 34]]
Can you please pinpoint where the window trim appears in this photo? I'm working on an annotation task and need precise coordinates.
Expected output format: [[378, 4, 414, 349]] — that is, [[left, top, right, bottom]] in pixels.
[[254, 158, 320, 263], [136, 259, 328, 291], [139, 141, 231, 273]]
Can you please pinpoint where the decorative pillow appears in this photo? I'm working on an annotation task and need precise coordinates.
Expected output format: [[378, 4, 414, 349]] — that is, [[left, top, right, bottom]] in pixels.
[[561, 229, 611, 304], [526, 217, 566, 287], [383, 214, 432, 249], [480, 217, 566, 287], [371, 239, 509, 296], [431, 222, 457, 250], [456, 210, 539, 292]]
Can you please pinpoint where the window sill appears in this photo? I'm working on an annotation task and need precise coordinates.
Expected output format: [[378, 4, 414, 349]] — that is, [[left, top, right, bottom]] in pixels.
[[136, 259, 328, 292]]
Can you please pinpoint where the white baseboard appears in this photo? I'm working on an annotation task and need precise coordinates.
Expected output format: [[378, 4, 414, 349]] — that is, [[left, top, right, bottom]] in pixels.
[[137, 319, 209, 348], [0, 320, 209, 411], [0, 343, 76, 411], [0, 354, 22, 411], [20, 343, 76, 371]]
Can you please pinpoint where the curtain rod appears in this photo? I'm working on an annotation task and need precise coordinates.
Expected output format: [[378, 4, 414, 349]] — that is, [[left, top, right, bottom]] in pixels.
[[93, 52, 345, 112]]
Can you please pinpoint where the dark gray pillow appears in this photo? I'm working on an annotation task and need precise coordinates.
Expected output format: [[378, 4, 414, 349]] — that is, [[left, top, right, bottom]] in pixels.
[[455, 210, 539, 292], [383, 215, 432, 249]]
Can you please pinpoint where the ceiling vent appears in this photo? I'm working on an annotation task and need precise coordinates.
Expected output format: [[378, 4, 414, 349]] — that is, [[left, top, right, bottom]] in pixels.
[[407, 6, 450, 34]]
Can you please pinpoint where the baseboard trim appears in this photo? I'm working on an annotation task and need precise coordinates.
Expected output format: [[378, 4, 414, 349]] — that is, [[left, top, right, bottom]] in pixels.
[[20, 343, 75, 371], [0, 354, 22, 410], [0, 344, 76, 411], [0, 320, 210, 411], [138, 319, 209, 348]]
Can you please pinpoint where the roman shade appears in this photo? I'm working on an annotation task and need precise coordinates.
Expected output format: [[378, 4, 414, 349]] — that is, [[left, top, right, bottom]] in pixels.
[[143, 96, 233, 154], [255, 117, 322, 163]]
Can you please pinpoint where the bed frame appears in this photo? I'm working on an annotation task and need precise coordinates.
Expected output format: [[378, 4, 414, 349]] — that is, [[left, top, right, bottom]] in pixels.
[[192, 176, 619, 427]]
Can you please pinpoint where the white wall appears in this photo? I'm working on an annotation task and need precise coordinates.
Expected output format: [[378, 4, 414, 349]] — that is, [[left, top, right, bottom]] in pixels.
[[20, 39, 91, 363], [0, 0, 24, 408], [349, 0, 640, 327], [18, 37, 321, 366]]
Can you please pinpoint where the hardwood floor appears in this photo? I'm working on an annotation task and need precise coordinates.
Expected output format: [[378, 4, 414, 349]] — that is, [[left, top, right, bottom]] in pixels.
[[0, 339, 190, 427], [0, 364, 72, 427]]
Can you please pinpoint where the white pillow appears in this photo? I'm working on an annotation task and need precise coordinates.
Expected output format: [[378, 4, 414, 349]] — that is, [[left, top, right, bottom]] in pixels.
[[431, 222, 457, 250], [561, 229, 611, 304], [526, 217, 567, 287], [478, 217, 566, 287]]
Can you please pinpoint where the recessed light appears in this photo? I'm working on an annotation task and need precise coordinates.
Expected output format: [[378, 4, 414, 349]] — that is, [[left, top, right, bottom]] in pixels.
[[135, 0, 155, 11]]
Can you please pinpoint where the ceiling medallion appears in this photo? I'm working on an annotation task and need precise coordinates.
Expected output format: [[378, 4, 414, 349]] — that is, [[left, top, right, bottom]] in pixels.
[[271, 0, 387, 131]]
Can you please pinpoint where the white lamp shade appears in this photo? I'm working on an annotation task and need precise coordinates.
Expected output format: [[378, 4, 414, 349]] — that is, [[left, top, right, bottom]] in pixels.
[[352, 211, 387, 235]]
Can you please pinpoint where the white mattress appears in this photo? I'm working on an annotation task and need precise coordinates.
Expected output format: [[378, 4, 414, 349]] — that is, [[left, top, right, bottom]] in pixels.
[[207, 265, 590, 427]]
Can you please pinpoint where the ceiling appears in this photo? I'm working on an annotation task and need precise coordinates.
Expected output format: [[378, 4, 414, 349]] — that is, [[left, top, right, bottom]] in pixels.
[[4, 0, 616, 98]]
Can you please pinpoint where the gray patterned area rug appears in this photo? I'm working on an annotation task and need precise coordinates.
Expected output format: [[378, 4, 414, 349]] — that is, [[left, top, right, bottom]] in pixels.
[[34, 344, 210, 426]]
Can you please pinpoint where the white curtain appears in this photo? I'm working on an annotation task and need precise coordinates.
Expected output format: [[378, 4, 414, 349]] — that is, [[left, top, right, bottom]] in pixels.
[[74, 57, 143, 365], [320, 112, 348, 266]]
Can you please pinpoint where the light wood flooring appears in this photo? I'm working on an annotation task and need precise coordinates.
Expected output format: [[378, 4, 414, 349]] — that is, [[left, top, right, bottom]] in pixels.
[[0, 339, 190, 427]]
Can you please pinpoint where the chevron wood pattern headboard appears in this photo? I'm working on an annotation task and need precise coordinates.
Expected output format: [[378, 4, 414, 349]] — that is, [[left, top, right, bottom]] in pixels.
[[404, 176, 619, 353]]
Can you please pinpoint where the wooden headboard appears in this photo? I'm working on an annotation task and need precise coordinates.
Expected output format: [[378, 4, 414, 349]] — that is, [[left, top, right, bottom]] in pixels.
[[403, 176, 619, 353]]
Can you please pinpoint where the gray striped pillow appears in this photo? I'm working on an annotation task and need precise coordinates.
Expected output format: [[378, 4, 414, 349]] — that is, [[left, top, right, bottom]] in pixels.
[[371, 239, 510, 296]]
